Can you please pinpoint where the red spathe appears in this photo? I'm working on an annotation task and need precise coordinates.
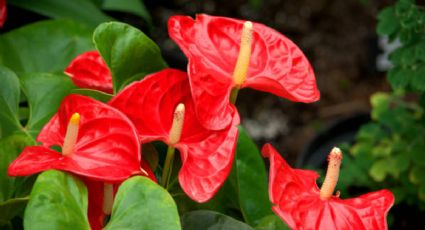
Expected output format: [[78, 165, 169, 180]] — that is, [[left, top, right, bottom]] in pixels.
[[262, 144, 394, 230], [110, 68, 239, 202], [65, 51, 113, 94], [8, 94, 143, 182], [168, 14, 320, 130]]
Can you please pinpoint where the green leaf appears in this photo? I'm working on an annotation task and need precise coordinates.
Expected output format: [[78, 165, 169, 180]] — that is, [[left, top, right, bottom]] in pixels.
[[0, 133, 35, 203], [255, 215, 291, 230], [0, 19, 94, 73], [20, 73, 76, 138], [0, 66, 22, 138], [377, 6, 399, 36], [71, 88, 112, 103], [411, 65, 425, 91], [409, 166, 425, 184], [0, 197, 29, 222], [24, 170, 90, 230], [387, 67, 411, 90], [105, 176, 180, 230], [235, 127, 273, 226], [93, 22, 167, 93], [181, 210, 254, 230], [102, 0, 152, 25], [8, 0, 114, 28], [369, 159, 389, 182], [409, 141, 425, 166]]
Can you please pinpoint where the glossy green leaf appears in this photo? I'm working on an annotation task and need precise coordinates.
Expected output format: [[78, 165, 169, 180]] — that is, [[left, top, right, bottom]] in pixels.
[[235, 127, 273, 226], [24, 170, 90, 230], [0, 20, 94, 74], [102, 0, 152, 25], [181, 210, 254, 230], [0, 133, 35, 203], [255, 215, 291, 230], [93, 22, 167, 93], [20, 73, 76, 138], [71, 88, 112, 103], [8, 0, 113, 28], [0, 67, 22, 138], [105, 176, 180, 230]]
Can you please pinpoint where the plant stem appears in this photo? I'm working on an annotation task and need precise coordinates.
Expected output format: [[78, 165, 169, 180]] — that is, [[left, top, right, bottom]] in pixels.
[[230, 87, 240, 104], [161, 146, 175, 189]]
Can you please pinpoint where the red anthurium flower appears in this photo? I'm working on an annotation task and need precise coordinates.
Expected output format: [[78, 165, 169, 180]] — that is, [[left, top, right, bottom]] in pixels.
[[65, 51, 113, 94], [0, 0, 6, 27], [8, 94, 155, 230], [262, 144, 394, 230], [8, 94, 144, 181], [109, 68, 239, 202], [169, 14, 320, 130]]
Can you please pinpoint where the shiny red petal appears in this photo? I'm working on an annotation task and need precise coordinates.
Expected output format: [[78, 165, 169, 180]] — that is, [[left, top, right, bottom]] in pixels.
[[65, 51, 113, 94], [262, 144, 394, 230], [0, 0, 6, 28], [176, 116, 238, 202], [169, 14, 320, 129], [8, 146, 64, 176], [10, 95, 141, 182], [110, 68, 239, 202]]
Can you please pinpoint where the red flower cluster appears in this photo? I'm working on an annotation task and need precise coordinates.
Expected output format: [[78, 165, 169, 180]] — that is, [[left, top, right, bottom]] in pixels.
[[8, 13, 394, 230]]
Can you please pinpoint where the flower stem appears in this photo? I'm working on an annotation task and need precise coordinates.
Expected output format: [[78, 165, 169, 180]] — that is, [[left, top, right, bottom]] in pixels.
[[161, 146, 175, 189], [230, 87, 240, 104]]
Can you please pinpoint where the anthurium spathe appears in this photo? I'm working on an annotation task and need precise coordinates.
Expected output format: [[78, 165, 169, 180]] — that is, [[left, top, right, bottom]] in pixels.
[[8, 94, 143, 182], [262, 144, 394, 230], [0, 0, 6, 27], [65, 50, 113, 94], [168, 14, 320, 130], [109, 68, 239, 202]]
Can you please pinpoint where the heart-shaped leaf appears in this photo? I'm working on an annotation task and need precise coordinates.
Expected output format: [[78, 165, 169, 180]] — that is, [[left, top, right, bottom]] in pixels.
[[24, 170, 90, 230], [181, 210, 253, 230], [0, 19, 93, 73], [93, 21, 167, 93], [104, 176, 181, 230]]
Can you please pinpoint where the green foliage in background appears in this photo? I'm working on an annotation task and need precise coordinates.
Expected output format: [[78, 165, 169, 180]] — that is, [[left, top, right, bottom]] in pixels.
[[340, 0, 425, 210]]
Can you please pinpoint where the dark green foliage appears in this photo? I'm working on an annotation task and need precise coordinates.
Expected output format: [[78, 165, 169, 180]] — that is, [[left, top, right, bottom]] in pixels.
[[377, 0, 425, 91], [340, 0, 425, 210]]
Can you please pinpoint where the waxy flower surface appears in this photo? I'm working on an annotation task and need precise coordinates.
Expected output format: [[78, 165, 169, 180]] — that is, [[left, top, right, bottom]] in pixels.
[[110, 68, 239, 202], [169, 14, 320, 130], [8, 94, 143, 181], [65, 50, 113, 94], [262, 144, 394, 230], [0, 0, 6, 27]]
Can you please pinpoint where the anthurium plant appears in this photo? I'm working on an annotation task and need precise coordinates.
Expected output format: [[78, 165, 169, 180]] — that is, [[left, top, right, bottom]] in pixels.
[[0, 5, 394, 230]]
